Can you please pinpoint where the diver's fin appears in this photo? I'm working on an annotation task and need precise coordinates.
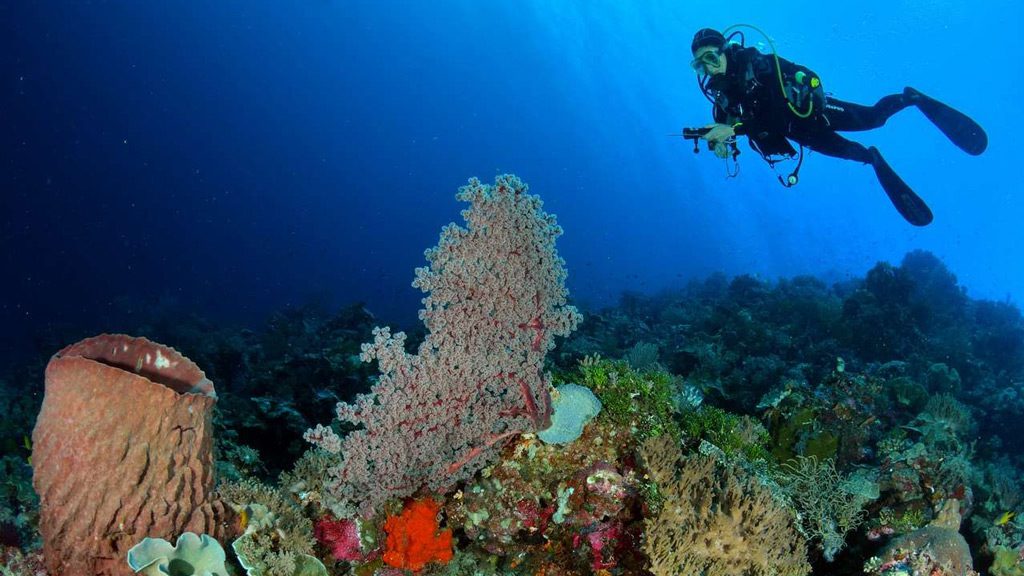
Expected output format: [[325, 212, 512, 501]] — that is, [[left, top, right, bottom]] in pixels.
[[905, 87, 987, 156], [870, 147, 933, 226]]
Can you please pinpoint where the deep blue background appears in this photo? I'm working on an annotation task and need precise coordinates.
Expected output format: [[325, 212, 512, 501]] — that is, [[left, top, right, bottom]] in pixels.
[[2, 0, 1020, 360]]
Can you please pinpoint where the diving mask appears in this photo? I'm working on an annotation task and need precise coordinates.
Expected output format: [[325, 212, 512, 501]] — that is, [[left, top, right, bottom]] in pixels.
[[690, 49, 721, 73]]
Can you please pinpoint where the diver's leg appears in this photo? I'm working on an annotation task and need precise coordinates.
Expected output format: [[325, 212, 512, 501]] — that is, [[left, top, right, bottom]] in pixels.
[[822, 95, 909, 132], [829, 90, 988, 154], [796, 130, 874, 163], [796, 131, 933, 226]]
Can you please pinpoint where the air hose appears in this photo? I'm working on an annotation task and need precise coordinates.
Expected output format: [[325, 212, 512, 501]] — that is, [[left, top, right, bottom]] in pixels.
[[723, 23, 816, 118]]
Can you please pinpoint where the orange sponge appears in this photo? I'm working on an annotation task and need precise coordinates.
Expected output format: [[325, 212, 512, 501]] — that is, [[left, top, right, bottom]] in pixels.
[[382, 498, 453, 571]]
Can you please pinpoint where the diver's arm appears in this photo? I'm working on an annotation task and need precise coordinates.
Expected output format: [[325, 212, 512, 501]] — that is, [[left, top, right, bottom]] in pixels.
[[700, 123, 735, 158], [702, 123, 734, 143], [702, 121, 746, 143], [709, 106, 746, 138]]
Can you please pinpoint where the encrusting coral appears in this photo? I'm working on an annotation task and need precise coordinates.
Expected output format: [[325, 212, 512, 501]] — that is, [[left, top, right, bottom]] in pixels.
[[382, 498, 453, 571]]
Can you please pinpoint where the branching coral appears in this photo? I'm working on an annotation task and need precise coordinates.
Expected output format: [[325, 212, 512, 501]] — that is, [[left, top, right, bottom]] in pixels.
[[640, 435, 810, 576], [776, 456, 872, 561], [218, 479, 317, 576]]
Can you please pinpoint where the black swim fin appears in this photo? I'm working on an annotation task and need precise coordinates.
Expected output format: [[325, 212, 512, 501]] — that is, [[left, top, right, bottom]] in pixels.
[[905, 87, 987, 155], [870, 147, 933, 226]]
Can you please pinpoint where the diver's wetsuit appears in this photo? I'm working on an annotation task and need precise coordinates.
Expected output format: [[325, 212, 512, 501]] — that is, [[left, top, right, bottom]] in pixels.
[[707, 44, 912, 165], [798, 95, 912, 163], [700, 42, 986, 226]]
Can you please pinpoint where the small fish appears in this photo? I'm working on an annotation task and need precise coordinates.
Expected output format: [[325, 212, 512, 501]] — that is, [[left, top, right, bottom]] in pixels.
[[996, 511, 1016, 526], [238, 507, 250, 532]]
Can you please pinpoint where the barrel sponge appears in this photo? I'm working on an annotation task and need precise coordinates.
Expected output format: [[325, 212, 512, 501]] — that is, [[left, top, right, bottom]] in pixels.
[[640, 435, 810, 576], [32, 334, 234, 576]]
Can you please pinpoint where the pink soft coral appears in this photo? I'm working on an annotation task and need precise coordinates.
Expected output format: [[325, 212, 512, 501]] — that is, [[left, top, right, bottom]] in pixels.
[[314, 516, 367, 562]]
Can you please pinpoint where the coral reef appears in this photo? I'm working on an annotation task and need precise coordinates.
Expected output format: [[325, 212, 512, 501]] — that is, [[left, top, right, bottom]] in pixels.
[[444, 420, 645, 573], [5, 170, 1024, 576], [869, 500, 976, 576]]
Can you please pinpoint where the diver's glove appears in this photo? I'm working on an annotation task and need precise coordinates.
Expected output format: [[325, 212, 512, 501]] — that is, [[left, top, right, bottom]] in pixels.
[[703, 123, 736, 159], [703, 123, 736, 146]]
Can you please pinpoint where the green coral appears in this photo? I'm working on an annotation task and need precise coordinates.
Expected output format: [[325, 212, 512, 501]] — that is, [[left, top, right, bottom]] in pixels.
[[803, 431, 839, 461], [576, 356, 680, 440], [770, 407, 837, 463], [877, 507, 925, 533], [770, 408, 812, 462], [991, 545, 1024, 576], [218, 479, 318, 576], [681, 405, 771, 464]]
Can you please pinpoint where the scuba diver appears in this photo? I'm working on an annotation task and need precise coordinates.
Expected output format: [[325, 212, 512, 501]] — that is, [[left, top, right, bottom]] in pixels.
[[687, 26, 987, 226]]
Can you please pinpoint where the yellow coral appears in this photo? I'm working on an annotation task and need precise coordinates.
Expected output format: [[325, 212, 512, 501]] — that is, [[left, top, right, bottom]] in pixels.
[[640, 435, 810, 576]]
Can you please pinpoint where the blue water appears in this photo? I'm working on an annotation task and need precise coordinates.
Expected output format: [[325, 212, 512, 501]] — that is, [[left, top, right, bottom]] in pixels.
[[3, 0, 1020, 359]]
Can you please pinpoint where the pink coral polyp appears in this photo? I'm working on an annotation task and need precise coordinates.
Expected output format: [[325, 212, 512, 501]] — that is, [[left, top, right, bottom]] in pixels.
[[314, 516, 367, 562]]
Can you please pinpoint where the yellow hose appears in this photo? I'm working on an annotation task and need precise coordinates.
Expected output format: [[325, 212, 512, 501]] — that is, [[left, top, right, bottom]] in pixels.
[[722, 24, 815, 118]]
